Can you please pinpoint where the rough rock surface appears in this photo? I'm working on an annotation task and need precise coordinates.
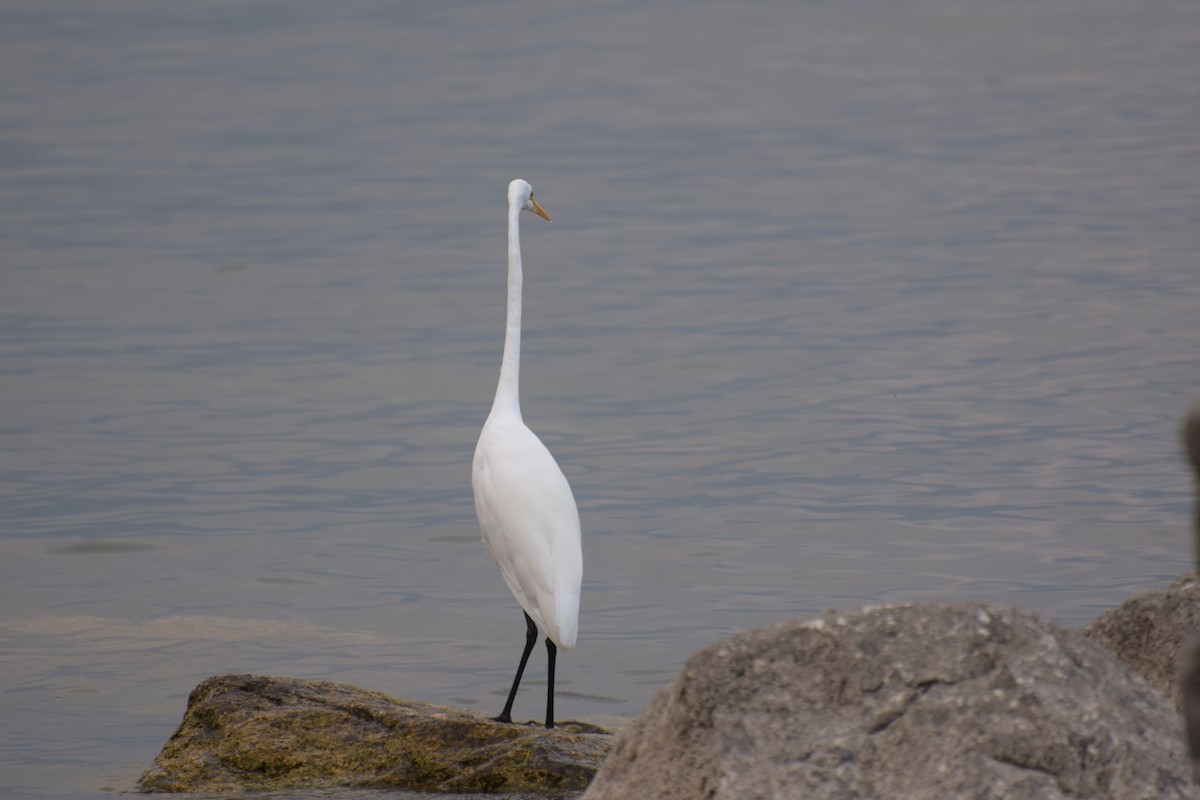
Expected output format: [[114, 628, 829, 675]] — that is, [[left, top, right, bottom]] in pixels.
[[138, 673, 613, 794], [582, 603, 1196, 800], [1178, 398, 1200, 780], [1083, 573, 1200, 709], [1183, 637, 1200, 784]]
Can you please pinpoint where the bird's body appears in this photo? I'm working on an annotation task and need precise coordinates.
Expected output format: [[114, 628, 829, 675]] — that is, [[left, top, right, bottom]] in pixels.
[[471, 179, 581, 728], [474, 416, 581, 649]]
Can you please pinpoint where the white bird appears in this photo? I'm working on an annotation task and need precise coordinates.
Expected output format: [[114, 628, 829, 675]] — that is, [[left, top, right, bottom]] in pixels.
[[472, 179, 583, 729]]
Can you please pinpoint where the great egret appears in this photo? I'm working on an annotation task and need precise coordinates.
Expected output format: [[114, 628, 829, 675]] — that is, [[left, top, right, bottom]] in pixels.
[[471, 179, 582, 729]]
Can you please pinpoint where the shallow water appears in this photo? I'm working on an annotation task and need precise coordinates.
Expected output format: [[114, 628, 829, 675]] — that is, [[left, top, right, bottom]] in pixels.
[[2, 1, 1199, 797]]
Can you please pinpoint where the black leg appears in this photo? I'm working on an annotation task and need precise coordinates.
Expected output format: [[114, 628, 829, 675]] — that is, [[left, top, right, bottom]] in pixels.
[[545, 636, 557, 729], [495, 611, 538, 724]]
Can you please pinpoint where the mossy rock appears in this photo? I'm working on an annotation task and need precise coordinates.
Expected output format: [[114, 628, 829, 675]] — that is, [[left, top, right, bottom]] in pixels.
[[138, 674, 614, 794]]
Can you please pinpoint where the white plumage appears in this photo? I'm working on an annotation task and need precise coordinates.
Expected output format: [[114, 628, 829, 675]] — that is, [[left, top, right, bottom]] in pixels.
[[471, 179, 582, 727], [474, 422, 581, 648]]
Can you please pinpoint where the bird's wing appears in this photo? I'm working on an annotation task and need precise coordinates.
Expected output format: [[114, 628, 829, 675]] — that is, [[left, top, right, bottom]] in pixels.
[[472, 420, 582, 649]]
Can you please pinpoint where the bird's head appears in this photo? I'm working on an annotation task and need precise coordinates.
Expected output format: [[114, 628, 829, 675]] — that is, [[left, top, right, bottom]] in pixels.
[[509, 178, 551, 221]]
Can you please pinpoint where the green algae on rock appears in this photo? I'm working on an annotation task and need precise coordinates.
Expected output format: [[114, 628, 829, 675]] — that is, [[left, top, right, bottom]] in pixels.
[[138, 674, 613, 794]]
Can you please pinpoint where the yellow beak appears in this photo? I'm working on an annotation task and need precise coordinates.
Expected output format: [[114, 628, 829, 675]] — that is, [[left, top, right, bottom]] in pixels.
[[530, 195, 552, 222]]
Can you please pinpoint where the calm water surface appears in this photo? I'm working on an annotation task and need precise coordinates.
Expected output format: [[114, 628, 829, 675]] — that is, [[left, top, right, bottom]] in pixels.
[[2, 1, 1199, 797]]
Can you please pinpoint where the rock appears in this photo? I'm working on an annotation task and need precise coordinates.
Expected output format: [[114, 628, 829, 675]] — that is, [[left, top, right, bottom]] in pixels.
[[1082, 399, 1200, 780], [1183, 637, 1200, 784], [138, 674, 613, 794], [1180, 398, 1200, 783], [1082, 573, 1200, 709], [582, 603, 1196, 800]]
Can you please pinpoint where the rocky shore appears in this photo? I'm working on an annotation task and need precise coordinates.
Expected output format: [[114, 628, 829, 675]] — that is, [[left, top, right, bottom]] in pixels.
[[140, 403, 1200, 797]]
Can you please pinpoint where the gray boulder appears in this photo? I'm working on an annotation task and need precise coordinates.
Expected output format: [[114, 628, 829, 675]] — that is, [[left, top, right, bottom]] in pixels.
[[582, 603, 1195, 800], [1184, 637, 1200, 784], [1180, 398, 1200, 780], [1083, 573, 1200, 709], [138, 673, 613, 794]]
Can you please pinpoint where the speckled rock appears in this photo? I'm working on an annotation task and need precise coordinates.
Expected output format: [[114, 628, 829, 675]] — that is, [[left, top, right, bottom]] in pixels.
[[1182, 637, 1200, 785], [138, 673, 613, 794], [582, 603, 1196, 800], [1179, 398, 1200, 782], [1083, 573, 1200, 709]]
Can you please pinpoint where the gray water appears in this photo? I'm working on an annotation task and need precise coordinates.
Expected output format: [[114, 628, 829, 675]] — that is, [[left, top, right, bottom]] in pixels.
[[2, 1, 1199, 797]]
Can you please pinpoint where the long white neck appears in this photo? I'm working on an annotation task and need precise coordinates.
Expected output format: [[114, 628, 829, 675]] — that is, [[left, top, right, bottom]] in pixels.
[[491, 199, 523, 418]]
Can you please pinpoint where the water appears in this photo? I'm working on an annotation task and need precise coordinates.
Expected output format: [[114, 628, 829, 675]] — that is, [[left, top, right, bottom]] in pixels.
[[2, 1, 1198, 797]]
